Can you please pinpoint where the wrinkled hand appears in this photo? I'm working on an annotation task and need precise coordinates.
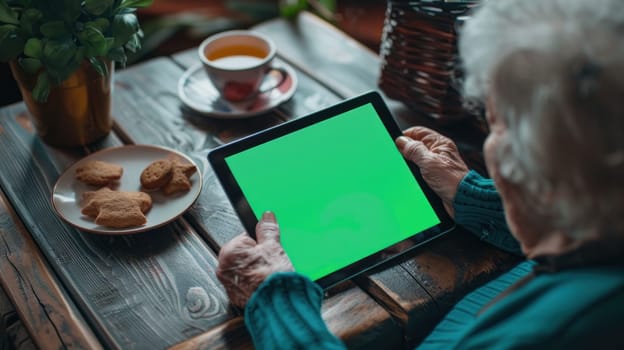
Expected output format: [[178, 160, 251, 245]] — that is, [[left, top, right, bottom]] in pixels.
[[395, 126, 469, 218], [216, 211, 294, 308]]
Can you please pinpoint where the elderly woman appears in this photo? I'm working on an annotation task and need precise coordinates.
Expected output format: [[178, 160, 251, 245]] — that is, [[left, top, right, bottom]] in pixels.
[[216, 0, 624, 348]]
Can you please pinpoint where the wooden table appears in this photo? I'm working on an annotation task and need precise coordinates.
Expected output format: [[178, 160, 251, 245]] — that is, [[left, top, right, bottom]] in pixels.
[[0, 12, 521, 349]]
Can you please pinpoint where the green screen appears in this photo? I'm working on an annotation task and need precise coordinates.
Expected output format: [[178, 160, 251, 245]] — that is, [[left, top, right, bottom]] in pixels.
[[225, 103, 440, 281]]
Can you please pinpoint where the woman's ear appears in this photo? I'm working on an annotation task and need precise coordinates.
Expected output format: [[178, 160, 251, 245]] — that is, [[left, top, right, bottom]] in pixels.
[[485, 96, 494, 125], [484, 95, 500, 129]]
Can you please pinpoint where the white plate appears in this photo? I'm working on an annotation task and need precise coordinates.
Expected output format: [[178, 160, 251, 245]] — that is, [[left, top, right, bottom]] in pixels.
[[178, 61, 297, 118], [52, 145, 202, 235]]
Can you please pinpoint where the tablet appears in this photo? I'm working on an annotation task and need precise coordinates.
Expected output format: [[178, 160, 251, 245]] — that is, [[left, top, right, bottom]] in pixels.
[[208, 91, 454, 289]]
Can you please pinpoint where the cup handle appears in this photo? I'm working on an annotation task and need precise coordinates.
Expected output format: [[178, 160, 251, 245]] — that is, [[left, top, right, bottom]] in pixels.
[[257, 67, 288, 94]]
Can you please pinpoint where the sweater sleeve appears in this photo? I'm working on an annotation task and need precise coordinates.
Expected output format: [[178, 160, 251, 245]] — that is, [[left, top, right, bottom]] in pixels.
[[245, 272, 346, 350], [453, 170, 523, 256]]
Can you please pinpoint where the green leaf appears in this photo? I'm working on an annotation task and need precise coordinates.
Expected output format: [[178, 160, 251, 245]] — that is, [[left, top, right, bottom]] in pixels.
[[88, 56, 108, 76], [42, 38, 76, 73], [24, 37, 42, 58], [124, 32, 140, 53], [85, 0, 114, 16], [118, 0, 153, 10], [279, 0, 307, 18], [77, 26, 107, 56], [18, 57, 42, 74], [40, 21, 69, 38], [74, 46, 85, 63], [318, 0, 336, 12], [64, 46, 84, 75], [104, 37, 114, 49], [0, 27, 24, 61], [111, 13, 138, 47], [32, 71, 50, 103], [86, 18, 110, 33], [19, 8, 42, 35], [61, 0, 81, 23], [0, 23, 16, 38], [0, 1, 19, 25], [106, 45, 126, 65]]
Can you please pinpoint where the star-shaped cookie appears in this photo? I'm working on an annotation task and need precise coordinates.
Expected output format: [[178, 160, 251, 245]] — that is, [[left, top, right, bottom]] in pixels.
[[81, 187, 152, 228], [75, 160, 123, 186], [162, 161, 197, 195]]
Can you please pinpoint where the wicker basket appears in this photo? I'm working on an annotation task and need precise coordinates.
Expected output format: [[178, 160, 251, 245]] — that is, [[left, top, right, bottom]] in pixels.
[[378, 0, 479, 122]]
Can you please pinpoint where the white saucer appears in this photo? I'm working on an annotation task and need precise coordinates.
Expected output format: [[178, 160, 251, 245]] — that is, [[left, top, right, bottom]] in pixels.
[[52, 145, 202, 235], [178, 61, 298, 118]]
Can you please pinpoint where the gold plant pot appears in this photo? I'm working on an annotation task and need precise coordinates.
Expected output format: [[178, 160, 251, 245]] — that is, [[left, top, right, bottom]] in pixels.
[[10, 60, 114, 147]]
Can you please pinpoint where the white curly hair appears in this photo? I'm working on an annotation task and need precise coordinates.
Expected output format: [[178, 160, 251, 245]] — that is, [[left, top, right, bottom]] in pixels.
[[459, 0, 624, 237]]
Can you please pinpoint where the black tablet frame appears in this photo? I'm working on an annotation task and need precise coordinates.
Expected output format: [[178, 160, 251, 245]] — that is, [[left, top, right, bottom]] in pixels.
[[208, 91, 455, 289]]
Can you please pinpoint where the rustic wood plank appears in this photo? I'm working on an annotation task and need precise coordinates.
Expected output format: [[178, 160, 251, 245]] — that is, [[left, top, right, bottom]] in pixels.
[[354, 263, 437, 345], [249, 12, 522, 345], [321, 281, 403, 349], [170, 281, 403, 350], [0, 187, 101, 350], [169, 318, 251, 350], [0, 286, 35, 350], [0, 103, 235, 348], [358, 229, 522, 346], [113, 56, 404, 348], [0, 294, 33, 350]]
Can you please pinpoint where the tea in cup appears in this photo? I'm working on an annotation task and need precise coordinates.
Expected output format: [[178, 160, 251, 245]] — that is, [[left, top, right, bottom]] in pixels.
[[198, 30, 285, 102]]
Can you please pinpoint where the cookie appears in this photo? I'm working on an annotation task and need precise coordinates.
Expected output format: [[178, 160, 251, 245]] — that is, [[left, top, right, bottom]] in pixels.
[[81, 187, 152, 228], [75, 160, 123, 186], [140, 159, 173, 190], [162, 161, 197, 195]]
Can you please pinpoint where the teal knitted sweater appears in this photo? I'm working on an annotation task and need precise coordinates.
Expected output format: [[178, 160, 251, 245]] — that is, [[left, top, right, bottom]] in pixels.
[[245, 171, 624, 349]]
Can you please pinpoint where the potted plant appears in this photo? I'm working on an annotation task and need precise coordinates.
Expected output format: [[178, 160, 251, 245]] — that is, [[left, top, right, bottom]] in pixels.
[[0, 0, 153, 146]]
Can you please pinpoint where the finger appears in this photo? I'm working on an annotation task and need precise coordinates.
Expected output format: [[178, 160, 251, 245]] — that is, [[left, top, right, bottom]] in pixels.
[[228, 232, 257, 248], [404, 127, 455, 149], [218, 233, 256, 262], [256, 211, 280, 244], [402, 126, 438, 141], [396, 136, 431, 166]]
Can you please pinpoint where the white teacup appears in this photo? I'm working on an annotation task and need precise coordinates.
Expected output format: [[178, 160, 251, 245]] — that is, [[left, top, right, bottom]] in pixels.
[[198, 30, 285, 102]]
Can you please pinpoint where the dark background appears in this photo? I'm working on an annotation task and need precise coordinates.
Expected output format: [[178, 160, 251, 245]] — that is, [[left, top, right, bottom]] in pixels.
[[0, 0, 386, 107]]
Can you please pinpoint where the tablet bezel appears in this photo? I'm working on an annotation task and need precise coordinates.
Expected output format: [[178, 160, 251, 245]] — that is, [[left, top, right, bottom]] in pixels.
[[208, 91, 455, 289]]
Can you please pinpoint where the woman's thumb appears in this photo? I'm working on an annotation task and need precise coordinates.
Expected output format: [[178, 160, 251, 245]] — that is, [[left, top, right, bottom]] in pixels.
[[396, 136, 429, 166]]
